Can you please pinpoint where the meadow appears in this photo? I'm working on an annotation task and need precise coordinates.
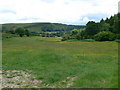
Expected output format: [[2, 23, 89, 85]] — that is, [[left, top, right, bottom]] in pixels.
[[2, 36, 118, 88]]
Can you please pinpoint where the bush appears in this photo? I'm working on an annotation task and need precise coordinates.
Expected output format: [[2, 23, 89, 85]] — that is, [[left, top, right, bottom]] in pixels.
[[76, 34, 82, 40], [94, 31, 116, 41], [115, 39, 120, 43], [61, 34, 70, 41], [116, 34, 120, 39], [81, 39, 95, 42]]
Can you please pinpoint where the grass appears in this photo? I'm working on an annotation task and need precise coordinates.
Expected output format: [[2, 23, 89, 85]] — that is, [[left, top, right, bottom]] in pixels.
[[2, 36, 118, 88], [2, 33, 18, 40]]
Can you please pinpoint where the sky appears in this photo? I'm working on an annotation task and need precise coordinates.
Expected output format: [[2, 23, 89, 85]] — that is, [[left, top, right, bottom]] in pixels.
[[0, 0, 119, 25]]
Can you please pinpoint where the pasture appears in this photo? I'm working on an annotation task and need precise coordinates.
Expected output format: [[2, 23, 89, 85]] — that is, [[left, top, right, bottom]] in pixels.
[[2, 37, 118, 88]]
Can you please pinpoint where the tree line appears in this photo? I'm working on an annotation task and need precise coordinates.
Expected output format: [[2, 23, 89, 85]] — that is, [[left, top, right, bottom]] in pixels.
[[62, 13, 120, 41]]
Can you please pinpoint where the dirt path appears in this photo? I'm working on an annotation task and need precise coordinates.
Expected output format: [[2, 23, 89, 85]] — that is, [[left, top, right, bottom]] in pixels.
[[1, 70, 78, 88], [2, 70, 42, 88]]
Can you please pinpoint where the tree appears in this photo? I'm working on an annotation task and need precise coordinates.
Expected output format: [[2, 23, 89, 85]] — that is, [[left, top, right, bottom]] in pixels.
[[100, 18, 104, 23], [105, 18, 109, 23], [85, 21, 100, 37], [15, 28, 25, 37], [70, 29, 79, 39], [100, 22, 110, 32], [109, 16, 114, 26], [8, 30, 15, 34], [112, 13, 119, 34], [75, 30, 87, 40], [71, 29, 78, 35], [25, 29, 30, 37]]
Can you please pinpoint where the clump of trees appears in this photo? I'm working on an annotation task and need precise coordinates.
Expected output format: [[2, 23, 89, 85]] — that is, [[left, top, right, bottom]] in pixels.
[[15, 28, 30, 37], [15, 28, 25, 37], [8, 27, 30, 37], [62, 13, 120, 41]]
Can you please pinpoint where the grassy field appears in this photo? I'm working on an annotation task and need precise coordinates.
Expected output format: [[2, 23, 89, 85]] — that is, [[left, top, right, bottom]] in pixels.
[[2, 36, 118, 88]]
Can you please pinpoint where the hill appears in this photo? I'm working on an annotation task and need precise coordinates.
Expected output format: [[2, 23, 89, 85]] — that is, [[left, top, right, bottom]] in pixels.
[[2, 22, 85, 33]]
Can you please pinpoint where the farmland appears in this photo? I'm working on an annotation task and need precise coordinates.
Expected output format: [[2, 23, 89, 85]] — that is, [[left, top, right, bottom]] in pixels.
[[2, 36, 118, 88]]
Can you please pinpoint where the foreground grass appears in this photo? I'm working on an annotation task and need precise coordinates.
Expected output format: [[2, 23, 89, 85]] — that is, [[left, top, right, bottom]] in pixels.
[[2, 36, 118, 88]]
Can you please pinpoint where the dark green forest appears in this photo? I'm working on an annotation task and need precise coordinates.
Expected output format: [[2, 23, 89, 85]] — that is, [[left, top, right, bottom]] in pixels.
[[62, 13, 120, 41]]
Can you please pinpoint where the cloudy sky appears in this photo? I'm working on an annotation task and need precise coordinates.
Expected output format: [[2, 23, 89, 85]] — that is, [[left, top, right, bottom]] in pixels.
[[0, 0, 119, 25]]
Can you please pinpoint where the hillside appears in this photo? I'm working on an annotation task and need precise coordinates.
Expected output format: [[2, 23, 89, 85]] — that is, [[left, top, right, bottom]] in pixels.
[[2, 22, 85, 33]]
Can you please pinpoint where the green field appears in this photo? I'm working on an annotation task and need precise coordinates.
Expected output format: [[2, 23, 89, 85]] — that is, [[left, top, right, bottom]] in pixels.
[[2, 37, 118, 88]]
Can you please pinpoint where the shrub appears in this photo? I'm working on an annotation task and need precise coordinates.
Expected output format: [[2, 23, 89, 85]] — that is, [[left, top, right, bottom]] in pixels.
[[81, 39, 95, 42], [115, 39, 120, 43], [61, 34, 70, 41], [94, 31, 116, 41], [116, 34, 120, 39], [76, 34, 82, 40], [2, 33, 18, 39]]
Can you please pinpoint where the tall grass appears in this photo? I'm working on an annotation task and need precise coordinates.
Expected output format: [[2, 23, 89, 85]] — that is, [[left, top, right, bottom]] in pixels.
[[2, 37, 118, 88]]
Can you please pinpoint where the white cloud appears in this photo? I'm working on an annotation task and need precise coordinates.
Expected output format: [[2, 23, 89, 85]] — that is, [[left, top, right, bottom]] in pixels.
[[0, 0, 119, 25], [82, 17, 95, 23]]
